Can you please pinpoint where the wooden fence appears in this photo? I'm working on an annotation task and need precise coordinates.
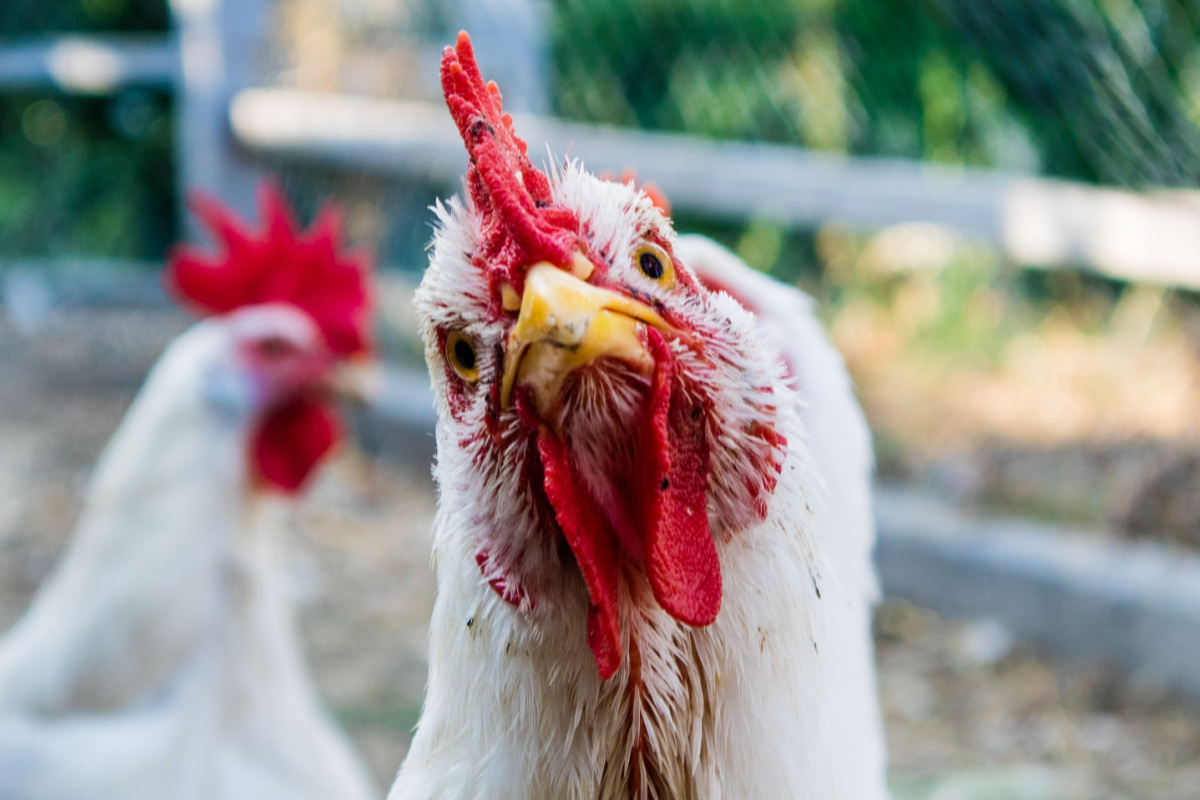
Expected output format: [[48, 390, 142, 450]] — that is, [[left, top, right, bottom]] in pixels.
[[7, 2, 1200, 691], [2, 0, 1200, 287]]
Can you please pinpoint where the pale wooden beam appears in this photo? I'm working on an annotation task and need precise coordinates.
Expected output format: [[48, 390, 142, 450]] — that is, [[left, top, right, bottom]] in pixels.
[[229, 88, 1200, 289]]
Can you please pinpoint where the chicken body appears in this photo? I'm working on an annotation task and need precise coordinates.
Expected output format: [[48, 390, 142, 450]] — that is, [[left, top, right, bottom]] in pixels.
[[395, 180, 884, 800], [674, 234, 889, 800], [393, 33, 888, 798], [0, 321, 377, 800], [395, 454, 835, 798]]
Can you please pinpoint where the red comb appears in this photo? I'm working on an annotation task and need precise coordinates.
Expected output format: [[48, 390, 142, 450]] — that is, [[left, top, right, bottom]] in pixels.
[[441, 31, 579, 291], [166, 181, 372, 357]]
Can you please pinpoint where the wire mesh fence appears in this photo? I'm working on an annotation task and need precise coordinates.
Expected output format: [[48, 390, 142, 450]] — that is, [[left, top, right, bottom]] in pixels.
[[8, 0, 1200, 267], [552, 0, 1200, 187]]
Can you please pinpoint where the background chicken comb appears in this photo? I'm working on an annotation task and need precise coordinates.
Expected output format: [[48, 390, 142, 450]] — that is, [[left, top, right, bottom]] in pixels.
[[441, 31, 579, 291], [166, 181, 372, 357], [600, 168, 672, 216]]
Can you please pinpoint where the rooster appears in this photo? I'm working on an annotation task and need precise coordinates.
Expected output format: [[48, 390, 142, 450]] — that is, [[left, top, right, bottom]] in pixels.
[[391, 32, 888, 799], [0, 184, 379, 800]]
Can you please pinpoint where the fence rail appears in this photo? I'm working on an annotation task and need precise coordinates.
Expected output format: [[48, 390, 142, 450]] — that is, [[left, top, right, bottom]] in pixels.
[[231, 87, 1200, 291], [4, 28, 1200, 291], [0, 36, 177, 93]]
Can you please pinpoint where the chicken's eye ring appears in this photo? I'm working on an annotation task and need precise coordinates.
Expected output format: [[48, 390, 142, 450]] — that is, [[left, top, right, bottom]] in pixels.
[[635, 242, 675, 287], [446, 331, 479, 383]]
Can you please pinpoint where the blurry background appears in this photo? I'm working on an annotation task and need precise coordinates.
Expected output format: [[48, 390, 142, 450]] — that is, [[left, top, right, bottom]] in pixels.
[[3, 1, 1200, 797]]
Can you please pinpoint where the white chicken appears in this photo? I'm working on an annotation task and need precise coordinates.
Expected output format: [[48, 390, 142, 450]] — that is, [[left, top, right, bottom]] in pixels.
[[390, 32, 888, 799], [0, 184, 379, 800], [672, 234, 888, 800]]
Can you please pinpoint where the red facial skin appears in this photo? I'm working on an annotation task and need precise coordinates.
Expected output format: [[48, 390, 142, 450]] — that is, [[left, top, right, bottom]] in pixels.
[[230, 317, 339, 493], [235, 330, 335, 406], [438, 245, 782, 678], [166, 181, 372, 494], [439, 32, 785, 678]]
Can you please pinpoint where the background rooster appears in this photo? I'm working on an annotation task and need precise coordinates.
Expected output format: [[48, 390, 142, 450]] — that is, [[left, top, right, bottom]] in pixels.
[[392, 32, 888, 799], [0, 184, 379, 800]]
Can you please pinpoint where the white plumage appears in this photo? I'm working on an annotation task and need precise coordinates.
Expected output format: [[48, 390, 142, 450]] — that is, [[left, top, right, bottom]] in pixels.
[[0, 318, 378, 800], [674, 234, 889, 800], [392, 154, 889, 798]]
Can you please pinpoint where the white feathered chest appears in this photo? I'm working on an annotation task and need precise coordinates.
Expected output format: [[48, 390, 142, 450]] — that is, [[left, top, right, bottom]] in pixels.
[[394, 32, 888, 799]]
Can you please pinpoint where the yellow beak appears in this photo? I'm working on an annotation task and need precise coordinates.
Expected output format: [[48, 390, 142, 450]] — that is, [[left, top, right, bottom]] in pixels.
[[500, 261, 672, 413]]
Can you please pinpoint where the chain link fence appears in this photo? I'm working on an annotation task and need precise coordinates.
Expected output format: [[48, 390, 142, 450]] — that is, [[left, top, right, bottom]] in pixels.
[[8, 0, 1200, 266], [552, 0, 1200, 187]]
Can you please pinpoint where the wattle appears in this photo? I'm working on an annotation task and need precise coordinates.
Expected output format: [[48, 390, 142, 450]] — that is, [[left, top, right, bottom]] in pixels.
[[252, 397, 340, 493], [641, 330, 721, 628], [536, 329, 719, 679]]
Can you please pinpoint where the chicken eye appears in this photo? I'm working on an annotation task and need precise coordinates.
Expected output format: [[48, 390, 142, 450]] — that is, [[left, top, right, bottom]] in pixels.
[[635, 242, 675, 287], [446, 331, 479, 383], [256, 335, 297, 360]]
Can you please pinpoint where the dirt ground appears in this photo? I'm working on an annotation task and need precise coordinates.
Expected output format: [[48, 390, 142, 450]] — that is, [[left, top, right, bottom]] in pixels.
[[2, 307, 1199, 799]]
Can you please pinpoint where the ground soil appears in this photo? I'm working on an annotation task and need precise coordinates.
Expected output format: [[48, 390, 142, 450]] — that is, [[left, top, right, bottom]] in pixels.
[[2, 308, 1198, 799]]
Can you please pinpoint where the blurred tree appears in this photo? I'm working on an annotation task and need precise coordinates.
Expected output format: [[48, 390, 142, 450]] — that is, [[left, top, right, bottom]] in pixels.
[[0, 92, 174, 260], [0, 0, 168, 35], [553, 0, 808, 142], [553, 0, 1200, 188], [0, 1, 174, 262], [933, 0, 1200, 186]]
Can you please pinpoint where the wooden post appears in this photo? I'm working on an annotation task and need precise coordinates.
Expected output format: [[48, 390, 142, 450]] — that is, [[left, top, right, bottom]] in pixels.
[[169, 0, 266, 235], [455, 0, 549, 114]]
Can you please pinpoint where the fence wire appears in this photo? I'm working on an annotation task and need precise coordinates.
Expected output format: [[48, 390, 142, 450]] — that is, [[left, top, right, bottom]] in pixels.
[[553, 0, 1200, 188], [8, 0, 1200, 263]]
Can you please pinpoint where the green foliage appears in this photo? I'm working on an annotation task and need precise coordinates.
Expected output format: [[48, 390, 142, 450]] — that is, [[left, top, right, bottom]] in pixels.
[[907, 252, 1015, 367], [553, 0, 1032, 166], [0, 93, 175, 260], [554, 0, 814, 143], [0, 0, 168, 35], [0, 1, 173, 262], [554, 0, 1200, 186], [933, 0, 1200, 186]]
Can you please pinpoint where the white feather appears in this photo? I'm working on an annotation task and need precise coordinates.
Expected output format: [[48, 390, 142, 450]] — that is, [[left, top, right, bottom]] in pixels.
[[674, 234, 889, 800], [0, 321, 378, 800], [394, 164, 888, 799]]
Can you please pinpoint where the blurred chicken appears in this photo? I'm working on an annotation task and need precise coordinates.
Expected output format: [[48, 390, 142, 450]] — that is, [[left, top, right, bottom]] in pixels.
[[0, 184, 379, 800], [390, 33, 887, 799]]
